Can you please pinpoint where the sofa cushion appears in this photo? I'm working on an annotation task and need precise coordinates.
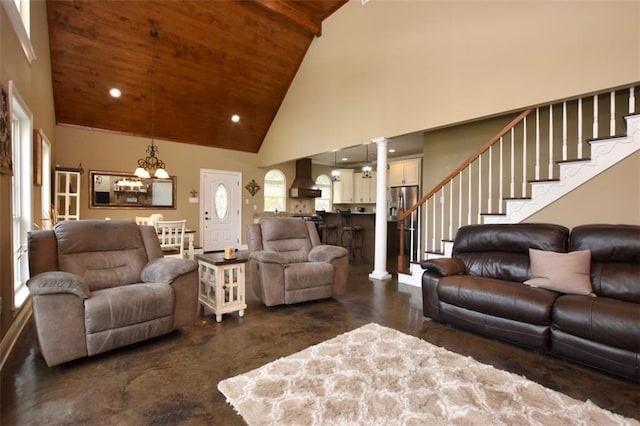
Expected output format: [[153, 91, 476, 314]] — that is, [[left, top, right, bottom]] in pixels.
[[439, 304, 552, 351], [284, 262, 334, 291], [55, 220, 149, 291], [86, 316, 174, 357], [260, 218, 312, 263], [438, 275, 560, 325], [453, 223, 569, 282], [84, 283, 174, 333], [569, 224, 640, 302], [552, 295, 640, 353], [524, 249, 593, 295]]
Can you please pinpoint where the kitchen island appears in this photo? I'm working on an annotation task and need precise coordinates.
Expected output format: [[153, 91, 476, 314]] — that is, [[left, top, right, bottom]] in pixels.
[[323, 212, 399, 265]]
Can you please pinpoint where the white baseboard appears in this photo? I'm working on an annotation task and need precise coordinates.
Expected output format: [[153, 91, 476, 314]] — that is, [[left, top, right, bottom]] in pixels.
[[0, 298, 32, 371]]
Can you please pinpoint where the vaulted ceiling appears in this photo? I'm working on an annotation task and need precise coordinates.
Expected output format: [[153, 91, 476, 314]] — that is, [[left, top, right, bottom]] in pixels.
[[46, 0, 347, 153]]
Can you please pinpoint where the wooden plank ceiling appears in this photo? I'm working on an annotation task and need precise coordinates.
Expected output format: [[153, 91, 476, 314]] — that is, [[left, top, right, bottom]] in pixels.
[[47, 0, 347, 153]]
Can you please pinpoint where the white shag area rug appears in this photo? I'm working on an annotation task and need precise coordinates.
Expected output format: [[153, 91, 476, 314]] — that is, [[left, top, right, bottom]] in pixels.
[[218, 323, 638, 426]]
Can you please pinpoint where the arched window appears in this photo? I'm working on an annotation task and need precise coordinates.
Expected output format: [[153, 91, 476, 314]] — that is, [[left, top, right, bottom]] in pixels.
[[314, 174, 332, 212], [264, 169, 286, 212]]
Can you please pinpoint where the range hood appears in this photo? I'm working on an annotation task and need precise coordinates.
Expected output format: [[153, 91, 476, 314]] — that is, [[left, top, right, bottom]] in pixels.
[[290, 158, 321, 198]]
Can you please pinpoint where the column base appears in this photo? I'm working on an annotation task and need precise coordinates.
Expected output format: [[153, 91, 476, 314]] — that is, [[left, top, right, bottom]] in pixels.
[[369, 270, 392, 281]]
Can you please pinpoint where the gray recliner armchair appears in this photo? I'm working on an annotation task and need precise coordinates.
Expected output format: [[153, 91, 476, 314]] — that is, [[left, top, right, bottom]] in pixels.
[[27, 220, 199, 366], [247, 217, 349, 306]]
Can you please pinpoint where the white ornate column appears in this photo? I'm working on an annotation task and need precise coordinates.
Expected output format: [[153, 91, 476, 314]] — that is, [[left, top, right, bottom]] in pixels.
[[369, 137, 391, 281]]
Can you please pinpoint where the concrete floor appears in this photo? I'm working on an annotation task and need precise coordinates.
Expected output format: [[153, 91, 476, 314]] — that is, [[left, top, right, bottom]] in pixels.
[[2, 261, 639, 425]]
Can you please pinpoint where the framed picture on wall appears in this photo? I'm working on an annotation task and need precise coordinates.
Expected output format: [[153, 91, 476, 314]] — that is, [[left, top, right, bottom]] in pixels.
[[0, 83, 12, 175], [34, 129, 43, 186]]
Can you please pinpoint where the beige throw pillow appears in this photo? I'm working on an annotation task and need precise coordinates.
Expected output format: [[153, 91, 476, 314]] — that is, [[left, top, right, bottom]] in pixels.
[[524, 249, 594, 296]]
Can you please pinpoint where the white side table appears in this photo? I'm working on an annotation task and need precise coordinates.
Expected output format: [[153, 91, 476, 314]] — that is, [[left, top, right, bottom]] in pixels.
[[197, 252, 248, 322]]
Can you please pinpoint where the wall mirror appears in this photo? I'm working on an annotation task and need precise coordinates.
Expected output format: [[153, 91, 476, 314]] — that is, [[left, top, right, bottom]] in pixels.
[[89, 170, 177, 209]]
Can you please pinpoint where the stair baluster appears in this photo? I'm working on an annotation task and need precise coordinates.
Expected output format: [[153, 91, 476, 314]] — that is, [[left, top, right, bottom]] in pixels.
[[396, 84, 640, 279]]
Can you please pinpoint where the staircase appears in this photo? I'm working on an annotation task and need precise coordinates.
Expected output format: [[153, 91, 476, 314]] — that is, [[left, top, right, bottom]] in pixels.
[[398, 84, 639, 287]]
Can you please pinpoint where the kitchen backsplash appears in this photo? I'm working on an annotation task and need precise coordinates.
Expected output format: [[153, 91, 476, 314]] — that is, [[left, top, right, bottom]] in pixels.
[[291, 199, 313, 214]]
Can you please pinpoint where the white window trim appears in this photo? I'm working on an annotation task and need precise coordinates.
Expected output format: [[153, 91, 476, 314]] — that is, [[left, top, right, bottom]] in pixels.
[[2, 0, 36, 64], [39, 129, 52, 228], [9, 80, 33, 309], [263, 169, 286, 213]]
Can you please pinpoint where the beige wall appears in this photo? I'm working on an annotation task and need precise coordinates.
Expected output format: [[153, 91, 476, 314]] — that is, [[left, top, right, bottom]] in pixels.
[[55, 125, 265, 246], [423, 114, 520, 192], [421, 113, 640, 236], [527, 151, 640, 227], [1, 1, 56, 336], [259, 1, 640, 166], [54, 127, 335, 244]]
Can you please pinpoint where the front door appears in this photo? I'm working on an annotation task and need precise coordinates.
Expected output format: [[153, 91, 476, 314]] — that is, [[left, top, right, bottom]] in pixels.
[[201, 169, 241, 252]]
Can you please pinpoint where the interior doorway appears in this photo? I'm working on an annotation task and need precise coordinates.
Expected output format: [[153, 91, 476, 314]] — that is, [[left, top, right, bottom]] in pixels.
[[200, 169, 241, 252]]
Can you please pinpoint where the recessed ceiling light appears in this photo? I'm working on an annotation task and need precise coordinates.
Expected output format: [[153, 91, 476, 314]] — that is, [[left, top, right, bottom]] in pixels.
[[231, 114, 240, 123], [109, 88, 121, 98], [389, 148, 396, 153], [341, 157, 348, 161]]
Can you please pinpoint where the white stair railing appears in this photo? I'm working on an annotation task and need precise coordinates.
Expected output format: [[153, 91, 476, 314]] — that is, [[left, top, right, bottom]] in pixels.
[[397, 84, 639, 266]]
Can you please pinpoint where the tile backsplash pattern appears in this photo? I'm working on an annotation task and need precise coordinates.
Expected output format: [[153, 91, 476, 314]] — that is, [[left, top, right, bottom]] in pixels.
[[252, 200, 315, 222], [292, 200, 312, 214]]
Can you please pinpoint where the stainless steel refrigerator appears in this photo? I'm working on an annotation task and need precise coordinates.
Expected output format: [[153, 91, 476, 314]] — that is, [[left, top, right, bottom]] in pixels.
[[388, 185, 420, 262]]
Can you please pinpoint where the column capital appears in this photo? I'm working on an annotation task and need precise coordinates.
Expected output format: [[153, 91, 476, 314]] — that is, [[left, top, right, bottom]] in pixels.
[[371, 136, 387, 146]]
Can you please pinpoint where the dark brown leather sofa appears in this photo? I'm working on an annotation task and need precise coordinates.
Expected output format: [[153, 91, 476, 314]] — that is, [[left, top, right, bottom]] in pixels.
[[421, 223, 639, 381]]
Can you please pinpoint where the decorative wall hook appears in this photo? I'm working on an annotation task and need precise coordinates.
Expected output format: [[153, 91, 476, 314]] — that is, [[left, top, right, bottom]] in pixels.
[[245, 179, 261, 196]]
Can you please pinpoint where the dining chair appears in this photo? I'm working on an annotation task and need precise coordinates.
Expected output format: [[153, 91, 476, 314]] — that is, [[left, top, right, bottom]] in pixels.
[[149, 213, 164, 225], [338, 209, 363, 263], [155, 220, 187, 258], [135, 216, 152, 225], [315, 210, 338, 245]]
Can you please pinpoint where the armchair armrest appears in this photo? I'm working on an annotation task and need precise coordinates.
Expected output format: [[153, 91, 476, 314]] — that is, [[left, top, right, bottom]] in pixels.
[[420, 258, 466, 277], [249, 250, 288, 265], [141, 257, 197, 284], [27, 271, 91, 299], [309, 245, 349, 263]]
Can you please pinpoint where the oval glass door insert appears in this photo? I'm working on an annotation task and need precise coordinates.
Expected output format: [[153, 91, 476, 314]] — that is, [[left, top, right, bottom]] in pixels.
[[215, 183, 229, 219]]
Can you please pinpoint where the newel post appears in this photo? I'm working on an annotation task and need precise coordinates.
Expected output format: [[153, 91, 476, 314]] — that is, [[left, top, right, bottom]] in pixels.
[[398, 210, 406, 273]]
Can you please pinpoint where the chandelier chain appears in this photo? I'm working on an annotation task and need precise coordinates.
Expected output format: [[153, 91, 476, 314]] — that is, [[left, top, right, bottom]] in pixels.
[[134, 26, 168, 179], [331, 151, 341, 182], [150, 27, 157, 148]]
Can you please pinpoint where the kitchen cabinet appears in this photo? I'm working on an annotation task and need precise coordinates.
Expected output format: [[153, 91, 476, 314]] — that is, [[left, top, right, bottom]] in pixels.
[[388, 158, 421, 187], [332, 169, 354, 204], [55, 167, 81, 221], [354, 171, 377, 203]]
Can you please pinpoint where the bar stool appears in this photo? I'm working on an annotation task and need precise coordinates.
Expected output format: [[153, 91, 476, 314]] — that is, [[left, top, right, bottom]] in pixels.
[[338, 209, 363, 262], [316, 210, 338, 245]]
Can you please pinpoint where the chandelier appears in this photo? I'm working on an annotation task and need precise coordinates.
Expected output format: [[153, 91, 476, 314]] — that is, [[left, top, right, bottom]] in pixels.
[[362, 144, 372, 178], [331, 151, 341, 182], [134, 27, 169, 179]]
